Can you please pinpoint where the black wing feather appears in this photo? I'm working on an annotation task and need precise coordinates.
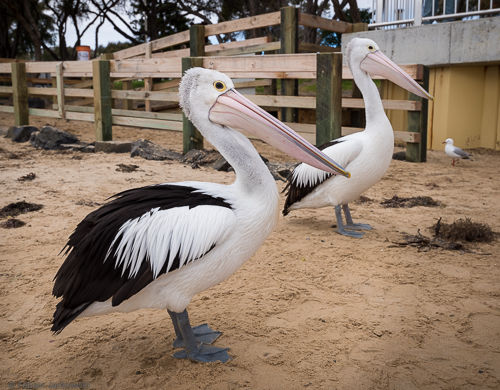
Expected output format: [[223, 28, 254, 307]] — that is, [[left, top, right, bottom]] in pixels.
[[52, 184, 232, 333], [282, 139, 344, 215]]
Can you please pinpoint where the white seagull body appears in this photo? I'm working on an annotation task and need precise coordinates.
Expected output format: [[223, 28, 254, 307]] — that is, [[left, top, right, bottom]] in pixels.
[[51, 68, 348, 363], [283, 38, 432, 238], [443, 138, 471, 166]]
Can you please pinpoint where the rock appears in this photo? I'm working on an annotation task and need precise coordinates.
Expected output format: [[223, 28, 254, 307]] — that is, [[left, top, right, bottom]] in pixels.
[[130, 139, 183, 161], [212, 156, 232, 171], [9, 126, 39, 142], [392, 151, 406, 160], [30, 126, 79, 150], [95, 141, 132, 153], [5, 126, 15, 138], [182, 149, 221, 168], [266, 162, 295, 181]]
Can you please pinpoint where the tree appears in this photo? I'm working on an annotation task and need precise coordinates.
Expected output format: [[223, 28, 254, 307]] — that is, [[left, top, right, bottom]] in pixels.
[[1, 0, 56, 60]]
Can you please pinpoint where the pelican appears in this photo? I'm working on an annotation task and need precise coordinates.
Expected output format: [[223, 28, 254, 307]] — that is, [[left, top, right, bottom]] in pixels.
[[51, 68, 349, 363], [443, 138, 471, 166], [283, 38, 432, 238]]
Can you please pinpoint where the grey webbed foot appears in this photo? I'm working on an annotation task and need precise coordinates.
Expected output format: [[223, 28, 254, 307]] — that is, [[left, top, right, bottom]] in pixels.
[[173, 344, 231, 363], [344, 222, 372, 231], [169, 309, 231, 363], [336, 226, 365, 238], [334, 205, 364, 238], [172, 323, 221, 348]]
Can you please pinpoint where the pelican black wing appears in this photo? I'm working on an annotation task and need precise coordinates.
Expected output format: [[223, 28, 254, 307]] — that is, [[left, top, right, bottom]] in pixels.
[[52, 184, 232, 333]]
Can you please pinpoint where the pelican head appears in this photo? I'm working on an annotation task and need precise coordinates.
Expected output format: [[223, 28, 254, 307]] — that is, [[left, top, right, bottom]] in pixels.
[[346, 37, 433, 100], [180, 67, 350, 177], [443, 138, 454, 145]]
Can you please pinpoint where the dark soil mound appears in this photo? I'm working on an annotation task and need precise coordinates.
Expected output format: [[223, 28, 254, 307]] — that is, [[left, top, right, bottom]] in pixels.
[[381, 195, 440, 208], [116, 164, 139, 172], [433, 217, 495, 243], [0, 201, 43, 218], [17, 172, 36, 182], [1, 218, 26, 228]]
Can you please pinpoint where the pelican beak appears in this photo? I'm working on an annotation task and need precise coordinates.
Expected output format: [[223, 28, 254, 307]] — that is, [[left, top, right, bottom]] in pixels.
[[209, 89, 350, 177], [360, 50, 433, 100]]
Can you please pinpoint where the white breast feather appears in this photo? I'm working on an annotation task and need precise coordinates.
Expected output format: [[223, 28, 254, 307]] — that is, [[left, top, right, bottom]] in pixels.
[[106, 205, 236, 279]]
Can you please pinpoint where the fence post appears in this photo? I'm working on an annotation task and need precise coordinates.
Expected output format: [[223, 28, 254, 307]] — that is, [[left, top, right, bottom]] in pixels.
[[190, 25, 205, 57], [144, 42, 152, 112], [406, 66, 429, 162], [280, 6, 298, 123], [182, 57, 204, 153], [92, 59, 112, 141], [11, 62, 29, 126], [55, 62, 65, 119], [316, 53, 343, 146]]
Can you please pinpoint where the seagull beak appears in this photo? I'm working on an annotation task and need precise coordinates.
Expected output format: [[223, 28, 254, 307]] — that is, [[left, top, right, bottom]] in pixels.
[[209, 89, 350, 177], [360, 51, 433, 100]]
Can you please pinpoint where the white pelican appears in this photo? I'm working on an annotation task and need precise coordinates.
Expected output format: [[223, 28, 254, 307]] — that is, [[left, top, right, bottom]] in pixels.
[[443, 138, 471, 166], [283, 38, 432, 238], [51, 68, 349, 363]]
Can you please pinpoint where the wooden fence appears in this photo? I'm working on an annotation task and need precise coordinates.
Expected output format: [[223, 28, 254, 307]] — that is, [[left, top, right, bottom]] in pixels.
[[0, 7, 428, 162]]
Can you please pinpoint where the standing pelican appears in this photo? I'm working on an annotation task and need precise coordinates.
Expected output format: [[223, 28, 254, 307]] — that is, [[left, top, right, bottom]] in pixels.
[[283, 38, 432, 238], [51, 68, 349, 363], [443, 138, 471, 166]]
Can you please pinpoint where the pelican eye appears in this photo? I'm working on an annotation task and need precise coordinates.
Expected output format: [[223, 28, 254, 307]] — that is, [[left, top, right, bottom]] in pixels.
[[368, 45, 375, 51], [213, 81, 226, 92]]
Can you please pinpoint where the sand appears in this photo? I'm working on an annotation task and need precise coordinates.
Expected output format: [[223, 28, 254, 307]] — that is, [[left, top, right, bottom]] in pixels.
[[1, 113, 499, 389]]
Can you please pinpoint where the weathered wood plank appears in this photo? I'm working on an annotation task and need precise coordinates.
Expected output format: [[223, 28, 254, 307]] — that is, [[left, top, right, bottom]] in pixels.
[[153, 37, 271, 59], [113, 30, 190, 60], [299, 13, 352, 33], [298, 42, 341, 53], [211, 41, 280, 57], [406, 67, 429, 162], [316, 53, 342, 146], [144, 42, 153, 112], [152, 79, 180, 91], [202, 54, 316, 79], [111, 90, 179, 101], [204, 11, 281, 36], [0, 86, 13, 93], [247, 94, 315, 109], [343, 98, 421, 111], [234, 79, 272, 89], [112, 115, 182, 131], [11, 62, 29, 125], [56, 63, 65, 119], [281, 6, 299, 122], [182, 57, 204, 153], [93, 60, 113, 141], [190, 25, 205, 57], [341, 127, 421, 143], [0, 105, 14, 113]]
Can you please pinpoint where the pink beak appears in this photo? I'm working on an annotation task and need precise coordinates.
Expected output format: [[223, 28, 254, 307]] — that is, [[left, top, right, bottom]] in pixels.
[[209, 89, 350, 177], [360, 51, 433, 100]]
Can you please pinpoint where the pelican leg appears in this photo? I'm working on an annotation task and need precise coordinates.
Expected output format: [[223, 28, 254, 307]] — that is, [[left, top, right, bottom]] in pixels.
[[168, 309, 222, 348], [342, 204, 372, 231], [334, 205, 364, 238], [170, 309, 230, 363]]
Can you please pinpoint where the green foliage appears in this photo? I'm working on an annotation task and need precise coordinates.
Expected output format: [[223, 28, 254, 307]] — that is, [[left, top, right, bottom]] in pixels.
[[127, 0, 190, 42], [320, 8, 371, 47]]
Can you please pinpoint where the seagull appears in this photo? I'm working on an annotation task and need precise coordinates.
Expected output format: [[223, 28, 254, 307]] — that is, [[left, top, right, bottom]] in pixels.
[[443, 138, 471, 166], [51, 67, 349, 363], [282, 38, 432, 238]]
